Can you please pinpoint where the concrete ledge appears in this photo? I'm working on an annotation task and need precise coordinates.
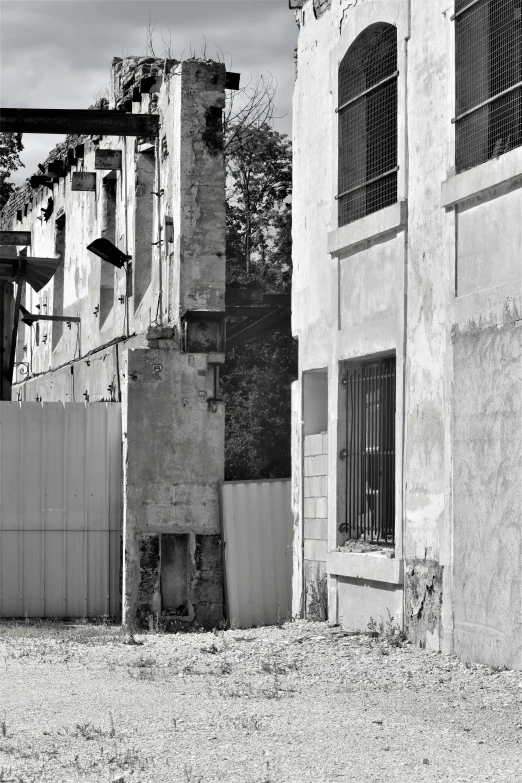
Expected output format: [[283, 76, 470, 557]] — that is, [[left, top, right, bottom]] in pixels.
[[441, 147, 522, 208], [327, 201, 407, 256], [327, 551, 403, 585]]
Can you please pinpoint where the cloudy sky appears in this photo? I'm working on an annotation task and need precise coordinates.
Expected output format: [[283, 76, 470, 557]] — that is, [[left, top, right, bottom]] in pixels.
[[1, 0, 297, 185]]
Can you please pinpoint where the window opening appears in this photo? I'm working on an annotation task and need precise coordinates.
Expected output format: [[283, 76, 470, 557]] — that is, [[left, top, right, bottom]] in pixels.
[[99, 174, 117, 326], [337, 24, 398, 226], [160, 534, 189, 616], [341, 357, 396, 544], [454, 0, 522, 172], [133, 149, 155, 311], [52, 214, 66, 350]]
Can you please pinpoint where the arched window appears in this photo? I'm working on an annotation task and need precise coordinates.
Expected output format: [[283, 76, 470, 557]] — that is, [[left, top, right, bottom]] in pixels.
[[337, 24, 398, 227], [454, 0, 522, 172]]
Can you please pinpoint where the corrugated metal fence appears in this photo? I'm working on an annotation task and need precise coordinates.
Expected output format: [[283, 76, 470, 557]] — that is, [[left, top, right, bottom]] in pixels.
[[221, 479, 293, 629], [0, 402, 121, 618]]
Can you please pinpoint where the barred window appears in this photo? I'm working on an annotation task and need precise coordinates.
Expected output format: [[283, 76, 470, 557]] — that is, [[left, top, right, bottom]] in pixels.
[[339, 357, 396, 545], [454, 0, 522, 172], [337, 24, 398, 227]]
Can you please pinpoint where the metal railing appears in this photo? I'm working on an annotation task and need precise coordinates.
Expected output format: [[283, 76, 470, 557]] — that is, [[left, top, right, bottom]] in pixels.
[[340, 358, 396, 544]]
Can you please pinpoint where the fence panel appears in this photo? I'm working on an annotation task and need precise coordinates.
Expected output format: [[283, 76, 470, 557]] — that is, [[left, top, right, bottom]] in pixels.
[[0, 402, 121, 618], [221, 479, 293, 629]]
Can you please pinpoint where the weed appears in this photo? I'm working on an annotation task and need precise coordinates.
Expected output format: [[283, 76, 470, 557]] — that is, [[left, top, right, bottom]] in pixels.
[[107, 745, 150, 772], [108, 711, 116, 738], [218, 659, 232, 675], [147, 613, 167, 634], [128, 666, 161, 681], [260, 656, 298, 675], [234, 715, 261, 732], [200, 642, 220, 655], [367, 608, 407, 647], [73, 722, 108, 740], [184, 762, 203, 782], [1, 713, 8, 738], [129, 655, 156, 668]]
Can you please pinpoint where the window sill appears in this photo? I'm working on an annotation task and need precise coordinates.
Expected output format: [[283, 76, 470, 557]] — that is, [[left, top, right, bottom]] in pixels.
[[441, 147, 522, 208], [327, 550, 403, 585], [327, 201, 407, 256]]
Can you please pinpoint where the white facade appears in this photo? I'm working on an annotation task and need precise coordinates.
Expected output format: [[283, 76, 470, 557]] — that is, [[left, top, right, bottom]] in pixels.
[[291, 0, 521, 668]]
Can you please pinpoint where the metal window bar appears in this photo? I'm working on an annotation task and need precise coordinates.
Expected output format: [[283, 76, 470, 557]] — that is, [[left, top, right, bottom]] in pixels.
[[455, 0, 522, 172], [337, 24, 398, 226], [343, 358, 396, 544]]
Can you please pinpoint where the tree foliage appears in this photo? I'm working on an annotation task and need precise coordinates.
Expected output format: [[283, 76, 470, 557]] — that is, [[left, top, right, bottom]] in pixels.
[[226, 124, 292, 288], [0, 132, 24, 211], [222, 329, 296, 480], [222, 119, 296, 480]]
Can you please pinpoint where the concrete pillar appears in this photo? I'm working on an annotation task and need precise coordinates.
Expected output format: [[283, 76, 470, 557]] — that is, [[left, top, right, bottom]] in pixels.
[[122, 341, 225, 628]]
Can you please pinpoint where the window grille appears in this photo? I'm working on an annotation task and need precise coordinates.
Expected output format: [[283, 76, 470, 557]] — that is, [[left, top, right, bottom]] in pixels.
[[340, 357, 396, 544], [337, 24, 398, 227], [454, 0, 522, 172]]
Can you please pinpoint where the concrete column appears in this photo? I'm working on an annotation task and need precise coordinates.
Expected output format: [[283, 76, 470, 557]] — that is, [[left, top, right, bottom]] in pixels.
[[122, 341, 225, 628]]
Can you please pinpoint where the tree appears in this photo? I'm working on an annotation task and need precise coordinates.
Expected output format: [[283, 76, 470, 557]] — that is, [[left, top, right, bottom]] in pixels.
[[0, 132, 24, 211], [221, 120, 296, 480], [226, 124, 292, 286], [222, 329, 296, 480]]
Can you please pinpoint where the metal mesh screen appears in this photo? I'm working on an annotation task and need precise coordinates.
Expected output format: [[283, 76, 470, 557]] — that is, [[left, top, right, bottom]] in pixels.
[[340, 358, 396, 545], [455, 0, 522, 171], [337, 25, 398, 227]]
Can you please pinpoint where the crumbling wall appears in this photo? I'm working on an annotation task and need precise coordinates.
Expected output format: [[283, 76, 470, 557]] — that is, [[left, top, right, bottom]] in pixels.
[[134, 531, 223, 630], [3, 56, 227, 628], [313, 0, 332, 19], [404, 560, 443, 650], [123, 344, 225, 630], [137, 534, 161, 623]]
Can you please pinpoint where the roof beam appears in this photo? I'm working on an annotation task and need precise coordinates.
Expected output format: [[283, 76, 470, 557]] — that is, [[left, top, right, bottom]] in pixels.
[[0, 108, 159, 137]]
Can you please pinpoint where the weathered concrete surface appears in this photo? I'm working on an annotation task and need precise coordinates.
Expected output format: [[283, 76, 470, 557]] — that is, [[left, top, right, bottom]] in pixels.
[[452, 324, 522, 669], [125, 348, 224, 536], [123, 345, 224, 628], [291, 380, 303, 618], [337, 576, 403, 631], [404, 560, 443, 651], [290, 0, 521, 666]]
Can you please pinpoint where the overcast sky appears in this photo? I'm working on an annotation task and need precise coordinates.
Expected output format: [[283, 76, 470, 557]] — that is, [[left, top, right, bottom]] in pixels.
[[1, 0, 297, 185]]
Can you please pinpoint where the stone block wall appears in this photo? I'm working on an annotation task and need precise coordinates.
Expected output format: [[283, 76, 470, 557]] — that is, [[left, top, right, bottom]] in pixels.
[[303, 432, 328, 619]]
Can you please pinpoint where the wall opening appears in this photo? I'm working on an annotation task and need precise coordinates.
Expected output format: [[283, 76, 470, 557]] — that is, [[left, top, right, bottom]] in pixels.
[[161, 534, 189, 616], [52, 213, 66, 350], [302, 369, 328, 620], [99, 173, 117, 327], [303, 370, 328, 436], [133, 150, 155, 311]]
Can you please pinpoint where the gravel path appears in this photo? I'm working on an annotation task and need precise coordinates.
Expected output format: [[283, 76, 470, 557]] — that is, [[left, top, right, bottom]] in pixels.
[[0, 620, 520, 782]]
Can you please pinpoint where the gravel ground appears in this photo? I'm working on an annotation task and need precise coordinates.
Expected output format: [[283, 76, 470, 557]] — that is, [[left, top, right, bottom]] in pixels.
[[0, 619, 520, 783]]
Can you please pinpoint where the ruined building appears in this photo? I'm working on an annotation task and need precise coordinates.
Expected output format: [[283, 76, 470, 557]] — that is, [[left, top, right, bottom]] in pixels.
[[1, 56, 231, 628], [290, 0, 521, 668]]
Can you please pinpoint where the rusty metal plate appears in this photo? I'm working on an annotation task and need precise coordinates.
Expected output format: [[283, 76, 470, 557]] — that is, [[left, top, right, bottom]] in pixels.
[[0, 231, 31, 246], [71, 172, 96, 192], [95, 149, 122, 170]]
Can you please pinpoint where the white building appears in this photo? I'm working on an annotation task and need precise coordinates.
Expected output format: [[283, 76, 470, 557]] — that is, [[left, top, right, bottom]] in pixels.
[[290, 0, 521, 668]]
